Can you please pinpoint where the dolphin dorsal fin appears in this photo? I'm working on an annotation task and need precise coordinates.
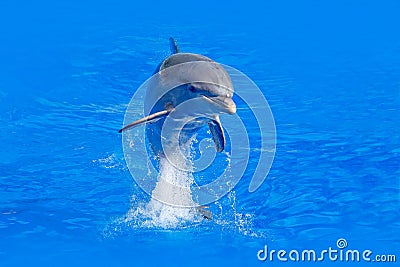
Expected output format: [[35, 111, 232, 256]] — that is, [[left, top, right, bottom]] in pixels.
[[169, 37, 180, 54]]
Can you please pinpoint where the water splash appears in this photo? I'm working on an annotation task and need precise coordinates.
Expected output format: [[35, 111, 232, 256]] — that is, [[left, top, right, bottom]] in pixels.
[[92, 153, 124, 169], [131, 156, 202, 229], [106, 135, 262, 236], [117, 138, 204, 229]]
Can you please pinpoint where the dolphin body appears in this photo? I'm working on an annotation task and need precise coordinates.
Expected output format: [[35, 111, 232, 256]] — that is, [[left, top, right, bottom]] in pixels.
[[120, 39, 236, 220], [120, 38, 236, 156]]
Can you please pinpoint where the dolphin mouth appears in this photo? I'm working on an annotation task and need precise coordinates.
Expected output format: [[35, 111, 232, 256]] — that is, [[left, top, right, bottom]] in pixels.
[[201, 95, 236, 114]]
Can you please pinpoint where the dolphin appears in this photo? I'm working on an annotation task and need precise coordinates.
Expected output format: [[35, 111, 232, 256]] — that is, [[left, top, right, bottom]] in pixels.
[[119, 38, 236, 220], [119, 38, 236, 155]]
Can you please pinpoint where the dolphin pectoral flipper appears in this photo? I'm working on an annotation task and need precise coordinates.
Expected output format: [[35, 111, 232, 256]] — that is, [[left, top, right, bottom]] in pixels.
[[208, 117, 225, 152], [119, 109, 173, 133]]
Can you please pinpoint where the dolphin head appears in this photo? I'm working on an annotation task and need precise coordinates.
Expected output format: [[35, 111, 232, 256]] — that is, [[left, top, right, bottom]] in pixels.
[[156, 53, 237, 116]]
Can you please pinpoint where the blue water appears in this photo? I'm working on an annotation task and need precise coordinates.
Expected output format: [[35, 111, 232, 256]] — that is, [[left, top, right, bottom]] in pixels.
[[1, 1, 400, 266]]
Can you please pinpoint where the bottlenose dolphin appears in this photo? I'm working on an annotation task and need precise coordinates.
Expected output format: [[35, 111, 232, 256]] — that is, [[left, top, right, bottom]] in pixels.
[[119, 38, 236, 220], [120, 38, 236, 154]]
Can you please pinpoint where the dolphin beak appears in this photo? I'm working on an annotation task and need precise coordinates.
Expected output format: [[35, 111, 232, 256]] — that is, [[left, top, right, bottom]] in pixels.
[[221, 97, 237, 114], [201, 95, 236, 114]]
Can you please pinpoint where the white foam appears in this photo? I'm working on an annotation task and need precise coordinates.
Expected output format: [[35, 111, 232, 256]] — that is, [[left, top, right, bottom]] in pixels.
[[141, 156, 199, 228], [120, 142, 204, 229]]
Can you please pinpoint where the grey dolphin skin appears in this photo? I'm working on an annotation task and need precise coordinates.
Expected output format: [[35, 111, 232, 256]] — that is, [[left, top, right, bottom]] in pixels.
[[119, 38, 237, 220], [119, 38, 236, 154]]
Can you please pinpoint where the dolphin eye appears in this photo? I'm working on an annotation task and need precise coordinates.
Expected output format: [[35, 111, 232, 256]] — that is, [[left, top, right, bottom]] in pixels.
[[188, 85, 197, 93]]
